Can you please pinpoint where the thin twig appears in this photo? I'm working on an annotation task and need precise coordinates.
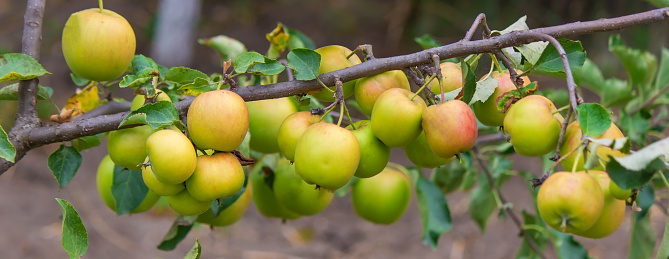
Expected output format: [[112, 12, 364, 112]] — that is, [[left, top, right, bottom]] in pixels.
[[462, 13, 487, 41], [550, 108, 573, 162]]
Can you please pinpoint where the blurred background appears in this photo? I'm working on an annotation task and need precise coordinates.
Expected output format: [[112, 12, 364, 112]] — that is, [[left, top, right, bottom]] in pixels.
[[0, 0, 667, 258]]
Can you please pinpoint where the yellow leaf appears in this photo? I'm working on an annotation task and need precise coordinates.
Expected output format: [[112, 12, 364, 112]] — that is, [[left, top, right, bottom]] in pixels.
[[63, 86, 104, 118]]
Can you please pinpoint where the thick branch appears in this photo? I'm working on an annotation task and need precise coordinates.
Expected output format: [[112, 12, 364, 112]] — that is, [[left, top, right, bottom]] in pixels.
[[2, 7, 669, 173], [15, 0, 46, 125]]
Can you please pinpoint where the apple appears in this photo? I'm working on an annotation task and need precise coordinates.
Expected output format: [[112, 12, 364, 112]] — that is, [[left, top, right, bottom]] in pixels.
[[130, 89, 172, 111], [277, 111, 320, 161], [250, 163, 301, 220], [294, 123, 360, 190], [107, 125, 154, 171], [96, 155, 160, 214], [185, 152, 245, 202], [351, 167, 411, 224], [141, 157, 185, 196], [429, 62, 463, 96], [347, 120, 391, 178], [403, 131, 454, 168], [422, 100, 478, 158], [572, 171, 626, 239], [187, 90, 249, 152], [503, 95, 562, 157], [473, 71, 530, 127], [196, 182, 252, 227], [62, 8, 135, 82], [146, 129, 197, 184], [247, 97, 298, 153], [310, 45, 362, 101], [354, 70, 410, 116], [371, 88, 426, 147], [165, 189, 212, 216], [609, 181, 632, 200], [273, 159, 334, 215], [559, 121, 626, 172]]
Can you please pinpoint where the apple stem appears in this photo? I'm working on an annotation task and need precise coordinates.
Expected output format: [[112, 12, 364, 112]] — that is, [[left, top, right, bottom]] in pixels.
[[337, 101, 345, 127], [319, 102, 338, 122], [410, 74, 436, 101], [560, 216, 568, 231], [343, 102, 356, 129], [98, 0, 103, 13]]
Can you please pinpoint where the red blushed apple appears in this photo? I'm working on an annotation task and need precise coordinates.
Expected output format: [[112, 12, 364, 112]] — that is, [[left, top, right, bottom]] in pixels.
[[422, 100, 478, 158]]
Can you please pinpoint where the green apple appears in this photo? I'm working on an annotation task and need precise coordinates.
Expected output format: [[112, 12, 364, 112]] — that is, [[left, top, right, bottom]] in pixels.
[[196, 182, 252, 227], [609, 181, 632, 200], [371, 88, 426, 147], [185, 152, 245, 201], [165, 189, 212, 216], [560, 121, 626, 172], [310, 45, 362, 101], [96, 155, 160, 214], [572, 171, 626, 239], [352, 167, 411, 224], [141, 157, 185, 196], [354, 70, 410, 116], [347, 120, 391, 178], [274, 159, 334, 215], [403, 131, 454, 168], [422, 100, 478, 158], [473, 71, 530, 127], [250, 163, 301, 220], [503, 95, 563, 157], [294, 123, 360, 191], [146, 129, 197, 184], [429, 62, 463, 96], [130, 89, 172, 111], [247, 97, 298, 153], [187, 90, 249, 152], [277, 111, 320, 161], [62, 8, 135, 81], [107, 125, 154, 171]]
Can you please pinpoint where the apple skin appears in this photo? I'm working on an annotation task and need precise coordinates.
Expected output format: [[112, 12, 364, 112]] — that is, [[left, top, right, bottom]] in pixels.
[[537, 172, 604, 234], [247, 97, 298, 153], [146, 129, 197, 185], [559, 121, 625, 172], [473, 71, 530, 127], [141, 157, 185, 196], [196, 182, 252, 227], [294, 123, 360, 191], [250, 163, 301, 220], [107, 125, 154, 171], [609, 181, 632, 200], [351, 167, 411, 224], [185, 152, 245, 202], [273, 159, 334, 216], [347, 120, 391, 178], [403, 131, 454, 168], [187, 90, 249, 152], [429, 62, 463, 96], [310, 45, 362, 101], [422, 100, 478, 158], [503, 95, 562, 157], [371, 88, 427, 147], [354, 70, 410, 116], [62, 8, 135, 82], [277, 111, 320, 162], [165, 189, 212, 216], [572, 171, 626, 239], [96, 155, 160, 214]]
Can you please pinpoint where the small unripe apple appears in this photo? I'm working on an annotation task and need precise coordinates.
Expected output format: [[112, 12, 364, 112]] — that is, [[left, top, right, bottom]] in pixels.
[[274, 159, 334, 215], [473, 71, 530, 127], [294, 123, 360, 191], [560, 121, 625, 172], [503, 95, 562, 157], [403, 131, 454, 168], [196, 182, 252, 227], [187, 90, 249, 152], [165, 189, 212, 216], [354, 70, 410, 116], [250, 164, 301, 220], [62, 8, 135, 81], [310, 45, 362, 101], [247, 97, 298, 153], [277, 111, 320, 161], [130, 89, 172, 111], [107, 125, 154, 171], [429, 62, 462, 96], [371, 88, 426, 147], [347, 120, 391, 178], [352, 167, 412, 224], [146, 129, 197, 185], [185, 152, 245, 202], [141, 157, 185, 196], [422, 100, 478, 158]]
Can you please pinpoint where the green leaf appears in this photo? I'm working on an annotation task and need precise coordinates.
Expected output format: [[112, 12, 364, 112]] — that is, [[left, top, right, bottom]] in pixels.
[[609, 34, 658, 93], [247, 57, 285, 75], [47, 145, 82, 190], [629, 212, 656, 259], [551, 230, 588, 259], [119, 74, 152, 89], [656, 206, 669, 259], [655, 48, 669, 92], [619, 112, 650, 144], [469, 75, 498, 104], [430, 162, 466, 194], [636, 184, 655, 220], [467, 171, 496, 232], [460, 62, 477, 104], [0, 53, 50, 82], [575, 103, 611, 137], [183, 239, 201, 259], [285, 25, 316, 50], [613, 136, 669, 171], [415, 175, 452, 249], [158, 215, 197, 251], [415, 34, 442, 50], [131, 54, 160, 77], [55, 198, 88, 259], [111, 166, 149, 215], [645, 0, 669, 7], [0, 125, 15, 163], [233, 52, 265, 74], [70, 73, 90, 87], [0, 83, 53, 100], [496, 82, 539, 112], [165, 67, 209, 85], [607, 157, 665, 190], [179, 77, 217, 97], [198, 35, 247, 63], [534, 39, 586, 73], [287, 48, 321, 81], [498, 16, 548, 65], [119, 101, 184, 130], [70, 133, 107, 151]]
